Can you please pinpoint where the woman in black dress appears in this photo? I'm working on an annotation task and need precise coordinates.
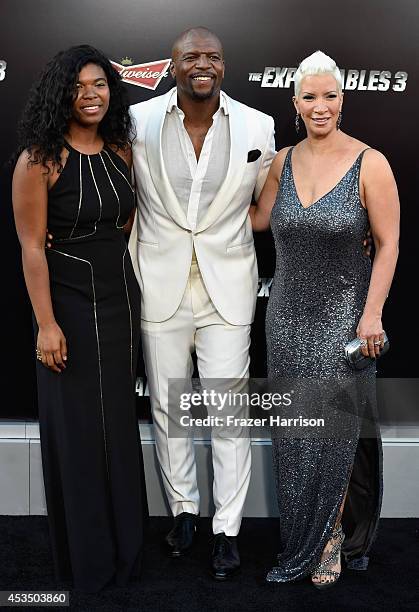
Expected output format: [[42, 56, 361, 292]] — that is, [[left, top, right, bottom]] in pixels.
[[12, 45, 147, 592]]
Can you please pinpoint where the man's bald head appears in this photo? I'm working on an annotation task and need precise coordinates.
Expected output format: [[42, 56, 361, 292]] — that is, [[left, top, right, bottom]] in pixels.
[[170, 27, 225, 102], [171, 27, 224, 60]]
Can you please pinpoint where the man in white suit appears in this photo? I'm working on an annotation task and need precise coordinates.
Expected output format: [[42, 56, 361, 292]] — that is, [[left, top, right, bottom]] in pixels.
[[128, 27, 275, 579]]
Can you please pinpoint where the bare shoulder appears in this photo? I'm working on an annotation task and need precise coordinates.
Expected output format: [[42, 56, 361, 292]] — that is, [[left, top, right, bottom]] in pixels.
[[362, 147, 390, 166], [358, 146, 397, 210], [13, 149, 49, 184], [270, 146, 292, 178], [360, 147, 394, 179], [14, 149, 37, 173]]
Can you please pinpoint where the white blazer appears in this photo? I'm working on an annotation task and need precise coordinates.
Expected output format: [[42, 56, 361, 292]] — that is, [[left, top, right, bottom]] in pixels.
[[128, 87, 275, 325]]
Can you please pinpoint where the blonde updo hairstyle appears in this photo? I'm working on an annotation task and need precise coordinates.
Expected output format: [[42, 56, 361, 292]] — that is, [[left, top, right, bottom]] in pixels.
[[294, 50, 343, 97]]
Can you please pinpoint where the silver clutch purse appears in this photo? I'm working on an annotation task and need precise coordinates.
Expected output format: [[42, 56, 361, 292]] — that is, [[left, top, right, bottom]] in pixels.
[[344, 332, 389, 370]]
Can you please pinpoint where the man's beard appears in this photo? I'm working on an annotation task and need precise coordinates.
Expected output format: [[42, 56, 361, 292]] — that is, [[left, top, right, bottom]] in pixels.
[[190, 83, 216, 100]]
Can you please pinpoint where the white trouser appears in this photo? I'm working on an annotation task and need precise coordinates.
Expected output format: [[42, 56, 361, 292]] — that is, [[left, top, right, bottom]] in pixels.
[[141, 257, 251, 536]]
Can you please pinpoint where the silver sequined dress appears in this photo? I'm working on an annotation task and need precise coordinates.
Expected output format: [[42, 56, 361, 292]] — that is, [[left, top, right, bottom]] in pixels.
[[266, 147, 383, 582]]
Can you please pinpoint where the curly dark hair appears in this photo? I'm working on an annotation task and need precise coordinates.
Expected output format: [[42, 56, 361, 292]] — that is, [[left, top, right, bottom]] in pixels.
[[15, 44, 134, 172]]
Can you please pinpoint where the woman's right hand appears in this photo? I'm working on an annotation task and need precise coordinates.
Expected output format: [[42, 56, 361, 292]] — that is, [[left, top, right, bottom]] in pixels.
[[37, 322, 67, 373]]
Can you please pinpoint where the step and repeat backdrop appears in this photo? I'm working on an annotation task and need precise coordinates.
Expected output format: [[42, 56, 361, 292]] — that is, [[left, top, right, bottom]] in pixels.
[[1, 0, 417, 418]]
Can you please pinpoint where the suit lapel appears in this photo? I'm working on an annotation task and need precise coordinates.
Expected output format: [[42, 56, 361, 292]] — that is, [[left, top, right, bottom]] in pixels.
[[144, 88, 191, 230], [195, 95, 248, 234]]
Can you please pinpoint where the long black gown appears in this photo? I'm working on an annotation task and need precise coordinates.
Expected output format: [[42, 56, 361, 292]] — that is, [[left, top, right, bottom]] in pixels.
[[266, 148, 382, 582], [35, 142, 147, 592]]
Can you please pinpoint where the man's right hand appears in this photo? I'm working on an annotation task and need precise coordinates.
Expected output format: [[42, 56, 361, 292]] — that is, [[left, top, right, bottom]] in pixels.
[[363, 229, 373, 257]]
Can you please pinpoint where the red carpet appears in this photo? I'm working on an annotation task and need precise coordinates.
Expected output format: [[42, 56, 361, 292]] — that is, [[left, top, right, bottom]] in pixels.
[[0, 516, 418, 611]]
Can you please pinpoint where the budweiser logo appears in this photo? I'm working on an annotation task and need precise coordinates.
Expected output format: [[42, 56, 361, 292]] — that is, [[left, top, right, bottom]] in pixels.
[[111, 58, 171, 90]]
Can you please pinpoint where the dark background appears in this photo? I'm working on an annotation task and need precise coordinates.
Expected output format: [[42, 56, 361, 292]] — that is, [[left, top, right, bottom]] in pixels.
[[1, 0, 417, 418]]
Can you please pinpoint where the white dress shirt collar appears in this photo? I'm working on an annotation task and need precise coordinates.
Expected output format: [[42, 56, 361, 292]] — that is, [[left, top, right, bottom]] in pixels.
[[166, 88, 229, 117]]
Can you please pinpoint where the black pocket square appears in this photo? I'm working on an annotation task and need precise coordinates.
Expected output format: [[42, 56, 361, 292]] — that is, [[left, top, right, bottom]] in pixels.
[[247, 149, 261, 162]]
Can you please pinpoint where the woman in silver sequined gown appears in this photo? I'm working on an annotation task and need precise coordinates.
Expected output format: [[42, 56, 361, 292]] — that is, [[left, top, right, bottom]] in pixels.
[[250, 51, 399, 586]]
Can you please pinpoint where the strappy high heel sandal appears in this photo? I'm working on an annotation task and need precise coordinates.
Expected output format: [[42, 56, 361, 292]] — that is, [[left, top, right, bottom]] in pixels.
[[311, 525, 345, 590]]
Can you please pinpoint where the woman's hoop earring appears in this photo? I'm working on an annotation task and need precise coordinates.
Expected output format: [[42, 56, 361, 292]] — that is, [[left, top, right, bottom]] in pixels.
[[336, 110, 342, 130]]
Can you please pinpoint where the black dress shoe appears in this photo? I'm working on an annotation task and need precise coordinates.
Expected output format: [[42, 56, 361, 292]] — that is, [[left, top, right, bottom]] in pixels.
[[165, 512, 198, 557], [211, 532, 240, 580]]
